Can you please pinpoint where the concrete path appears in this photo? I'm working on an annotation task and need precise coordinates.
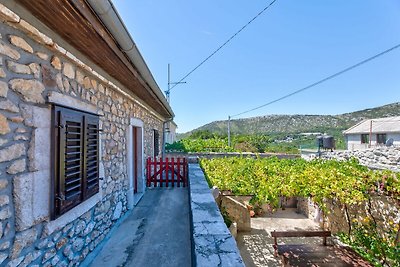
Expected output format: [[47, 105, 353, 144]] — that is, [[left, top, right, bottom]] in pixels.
[[88, 187, 191, 267], [237, 208, 322, 267]]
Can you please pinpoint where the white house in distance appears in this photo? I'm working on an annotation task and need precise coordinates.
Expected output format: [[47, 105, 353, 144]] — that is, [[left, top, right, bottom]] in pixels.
[[165, 120, 178, 144], [343, 116, 400, 150]]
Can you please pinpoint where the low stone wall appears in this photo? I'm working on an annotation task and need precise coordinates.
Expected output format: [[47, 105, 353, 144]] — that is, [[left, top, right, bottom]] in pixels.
[[322, 146, 400, 171], [166, 152, 299, 163], [188, 164, 244, 267], [324, 195, 399, 236], [297, 197, 319, 220], [220, 196, 251, 232], [297, 196, 399, 239]]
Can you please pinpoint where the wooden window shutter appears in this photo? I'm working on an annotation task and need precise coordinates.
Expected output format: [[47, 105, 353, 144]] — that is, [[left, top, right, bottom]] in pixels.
[[84, 114, 99, 199], [57, 108, 84, 215], [52, 106, 100, 218]]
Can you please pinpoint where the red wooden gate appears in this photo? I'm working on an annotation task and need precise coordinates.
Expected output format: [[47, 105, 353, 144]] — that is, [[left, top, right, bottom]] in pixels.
[[146, 157, 188, 187]]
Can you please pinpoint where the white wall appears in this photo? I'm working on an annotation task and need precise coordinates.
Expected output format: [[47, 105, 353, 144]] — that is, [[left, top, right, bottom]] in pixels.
[[346, 133, 400, 150], [165, 122, 177, 144], [347, 134, 367, 150]]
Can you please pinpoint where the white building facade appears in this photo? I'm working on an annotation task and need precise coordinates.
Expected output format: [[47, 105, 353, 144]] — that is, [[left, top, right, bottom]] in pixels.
[[165, 121, 177, 144], [344, 116, 400, 150]]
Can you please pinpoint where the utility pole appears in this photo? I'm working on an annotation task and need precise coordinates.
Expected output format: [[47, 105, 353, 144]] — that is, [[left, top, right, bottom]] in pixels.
[[165, 63, 186, 103], [228, 116, 231, 147]]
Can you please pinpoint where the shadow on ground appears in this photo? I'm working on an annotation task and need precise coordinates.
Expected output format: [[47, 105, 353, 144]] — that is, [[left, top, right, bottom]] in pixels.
[[237, 208, 323, 267], [88, 187, 191, 267]]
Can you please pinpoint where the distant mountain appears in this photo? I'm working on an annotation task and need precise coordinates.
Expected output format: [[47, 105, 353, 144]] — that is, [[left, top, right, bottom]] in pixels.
[[180, 102, 400, 137]]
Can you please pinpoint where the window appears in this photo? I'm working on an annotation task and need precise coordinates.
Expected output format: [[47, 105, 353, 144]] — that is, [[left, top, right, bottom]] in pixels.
[[153, 129, 159, 157], [377, 134, 387, 145], [52, 105, 100, 219], [361, 134, 369, 144]]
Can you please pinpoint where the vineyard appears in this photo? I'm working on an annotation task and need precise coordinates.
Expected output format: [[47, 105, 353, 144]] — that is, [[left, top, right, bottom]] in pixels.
[[166, 131, 326, 154], [168, 137, 235, 153], [200, 157, 400, 266]]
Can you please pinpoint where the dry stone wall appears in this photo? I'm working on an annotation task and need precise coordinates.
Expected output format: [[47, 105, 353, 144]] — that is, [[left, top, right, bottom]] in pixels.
[[0, 8, 164, 266], [220, 196, 251, 232], [322, 146, 400, 171], [323, 195, 399, 237], [313, 147, 399, 237], [297, 196, 399, 243]]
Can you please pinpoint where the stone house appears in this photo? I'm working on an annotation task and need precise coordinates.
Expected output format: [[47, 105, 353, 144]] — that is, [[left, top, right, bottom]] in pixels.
[[0, 1, 174, 266], [343, 116, 400, 150]]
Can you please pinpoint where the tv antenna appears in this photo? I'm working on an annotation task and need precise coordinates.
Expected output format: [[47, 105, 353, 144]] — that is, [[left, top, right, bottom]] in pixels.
[[165, 63, 186, 103]]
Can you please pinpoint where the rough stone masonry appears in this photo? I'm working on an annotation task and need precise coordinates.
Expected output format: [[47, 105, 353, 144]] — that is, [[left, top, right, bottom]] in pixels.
[[0, 4, 164, 266], [323, 146, 400, 171]]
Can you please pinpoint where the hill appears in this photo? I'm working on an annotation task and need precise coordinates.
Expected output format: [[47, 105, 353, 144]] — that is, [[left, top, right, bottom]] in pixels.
[[181, 102, 400, 137]]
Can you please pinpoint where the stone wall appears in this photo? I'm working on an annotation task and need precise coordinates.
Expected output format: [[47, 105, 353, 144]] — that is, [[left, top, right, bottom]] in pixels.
[[323, 196, 399, 237], [322, 146, 400, 171], [0, 6, 164, 266], [296, 197, 319, 220], [306, 147, 399, 240], [220, 196, 251, 232], [165, 152, 300, 162], [189, 164, 244, 266], [297, 196, 399, 239]]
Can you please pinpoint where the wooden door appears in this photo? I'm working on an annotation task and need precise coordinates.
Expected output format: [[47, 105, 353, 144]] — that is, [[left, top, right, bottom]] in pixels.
[[133, 127, 138, 193]]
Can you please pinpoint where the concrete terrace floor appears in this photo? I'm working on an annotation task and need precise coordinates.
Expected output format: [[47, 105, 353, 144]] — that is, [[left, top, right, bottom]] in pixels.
[[87, 187, 191, 267], [237, 208, 322, 267]]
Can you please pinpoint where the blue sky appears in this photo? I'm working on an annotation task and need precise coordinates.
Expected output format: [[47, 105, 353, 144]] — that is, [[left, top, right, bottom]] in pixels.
[[112, 0, 400, 133]]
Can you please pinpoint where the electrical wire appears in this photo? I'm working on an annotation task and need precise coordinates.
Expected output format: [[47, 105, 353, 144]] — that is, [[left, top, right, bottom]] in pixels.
[[231, 43, 400, 118], [169, 0, 278, 90]]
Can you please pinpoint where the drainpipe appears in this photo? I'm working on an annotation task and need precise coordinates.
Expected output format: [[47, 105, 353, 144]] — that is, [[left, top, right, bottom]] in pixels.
[[86, 0, 174, 118]]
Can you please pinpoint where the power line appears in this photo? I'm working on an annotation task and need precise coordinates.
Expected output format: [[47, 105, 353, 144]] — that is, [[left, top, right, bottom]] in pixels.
[[231, 43, 400, 118], [170, 0, 278, 91]]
